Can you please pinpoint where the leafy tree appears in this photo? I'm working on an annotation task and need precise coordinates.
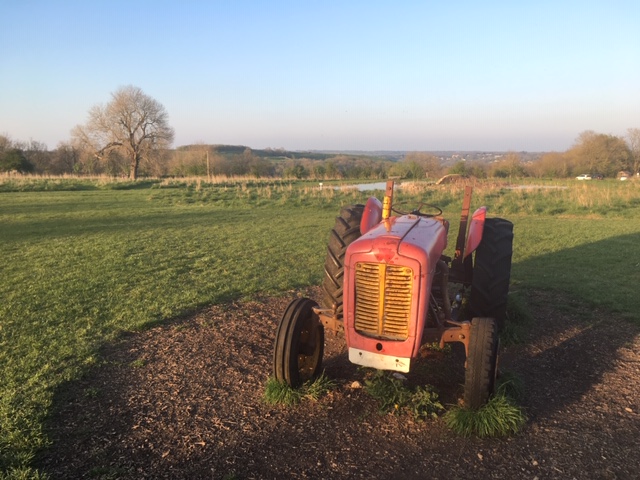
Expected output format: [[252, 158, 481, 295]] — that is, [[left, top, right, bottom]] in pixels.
[[0, 148, 34, 173], [568, 131, 630, 177], [51, 142, 81, 174], [490, 152, 527, 178], [324, 161, 339, 179], [250, 156, 275, 177], [528, 152, 572, 178], [72, 85, 174, 179], [466, 161, 488, 179], [387, 161, 410, 178], [313, 163, 326, 179], [403, 152, 442, 179], [284, 163, 309, 179], [448, 160, 468, 175]]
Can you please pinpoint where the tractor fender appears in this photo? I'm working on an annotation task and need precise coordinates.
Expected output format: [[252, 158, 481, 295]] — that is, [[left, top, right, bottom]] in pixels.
[[464, 206, 486, 259], [360, 196, 383, 235]]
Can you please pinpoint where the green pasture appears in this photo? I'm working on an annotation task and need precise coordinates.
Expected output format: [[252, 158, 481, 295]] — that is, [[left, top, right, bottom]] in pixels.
[[1, 178, 639, 477]]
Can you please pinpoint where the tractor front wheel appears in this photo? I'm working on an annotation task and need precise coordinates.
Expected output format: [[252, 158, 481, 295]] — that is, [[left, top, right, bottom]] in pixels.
[[464, 317, 499, 409], [273, 298, 324, 387]]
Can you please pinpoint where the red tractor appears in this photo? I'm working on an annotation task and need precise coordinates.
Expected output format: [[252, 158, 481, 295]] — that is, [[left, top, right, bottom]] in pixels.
[[273, 181, 513, 408]]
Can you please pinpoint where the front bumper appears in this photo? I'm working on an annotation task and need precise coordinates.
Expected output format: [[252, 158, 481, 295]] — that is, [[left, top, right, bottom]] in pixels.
[[348, 347, 411, 373]]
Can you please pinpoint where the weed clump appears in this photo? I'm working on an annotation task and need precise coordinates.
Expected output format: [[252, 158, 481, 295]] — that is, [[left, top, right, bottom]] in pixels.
[[263, 372, 336, 406], [443, 394, 526, 437], [444, 374, 527, 437], [363, 370, 444, 420]]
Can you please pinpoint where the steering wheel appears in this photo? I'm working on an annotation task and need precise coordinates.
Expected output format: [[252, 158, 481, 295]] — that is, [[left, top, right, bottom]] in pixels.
[[392, 202, 443, 218]]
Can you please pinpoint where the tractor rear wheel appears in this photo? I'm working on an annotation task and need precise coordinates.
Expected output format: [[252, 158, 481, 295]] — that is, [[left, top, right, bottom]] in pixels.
[[321, 204, 364, 318], [464, 317, 499, 409], [468, 217, 513, 331], [273, 298, 324, 387]]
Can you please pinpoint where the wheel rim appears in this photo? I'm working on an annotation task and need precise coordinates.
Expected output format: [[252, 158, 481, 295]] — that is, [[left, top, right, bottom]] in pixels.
[[273, 298, 324, 387], [297, 316, 322, 381]]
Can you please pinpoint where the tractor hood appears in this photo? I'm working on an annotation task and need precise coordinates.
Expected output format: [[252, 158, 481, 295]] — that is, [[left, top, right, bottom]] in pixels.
[[348, 215, 448, 266], [342, 215, 448, 366]]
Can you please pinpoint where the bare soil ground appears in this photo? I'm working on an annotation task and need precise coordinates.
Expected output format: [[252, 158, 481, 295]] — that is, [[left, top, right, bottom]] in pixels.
[[38, 288, 640, 479]]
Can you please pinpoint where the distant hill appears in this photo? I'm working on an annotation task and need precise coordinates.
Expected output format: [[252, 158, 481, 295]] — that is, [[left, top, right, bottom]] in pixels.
[[175, 144, 545, 165], [175, 144, 391, 161]]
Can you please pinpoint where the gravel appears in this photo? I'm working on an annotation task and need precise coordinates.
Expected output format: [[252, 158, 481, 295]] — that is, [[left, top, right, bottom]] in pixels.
[[38, 288, 640, 479]]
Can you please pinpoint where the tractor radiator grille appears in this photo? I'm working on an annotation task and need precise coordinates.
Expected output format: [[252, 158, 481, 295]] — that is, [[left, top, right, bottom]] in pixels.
[[354, 262, 413, 340]]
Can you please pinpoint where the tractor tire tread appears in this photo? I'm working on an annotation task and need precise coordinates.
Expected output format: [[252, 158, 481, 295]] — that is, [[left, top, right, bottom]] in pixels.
[[321, 205, 364, 316], [464, 317, 499, 409], [469, 217, 513, 331]]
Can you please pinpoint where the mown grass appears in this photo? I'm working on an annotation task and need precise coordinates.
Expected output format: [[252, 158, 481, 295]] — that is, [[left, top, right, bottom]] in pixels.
[[1, 177, 639, 477]]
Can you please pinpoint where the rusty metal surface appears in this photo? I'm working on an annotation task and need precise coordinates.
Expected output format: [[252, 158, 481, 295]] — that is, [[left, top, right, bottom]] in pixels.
[[314, 308, 344, 333], [423, 321, 471, 358], [450, 185, 474, 285]]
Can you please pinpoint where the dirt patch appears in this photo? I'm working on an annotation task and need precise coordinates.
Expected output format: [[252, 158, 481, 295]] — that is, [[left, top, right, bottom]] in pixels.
[[38, 288, 640, 479]]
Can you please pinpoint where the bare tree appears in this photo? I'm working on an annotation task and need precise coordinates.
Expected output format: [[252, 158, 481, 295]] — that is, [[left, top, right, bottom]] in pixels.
[[626, 128, 640, 175], [52, 142, 81, 174], [0, 134, 13, 152], [72, 86, 174, 179], [18, 139, 50, 173]]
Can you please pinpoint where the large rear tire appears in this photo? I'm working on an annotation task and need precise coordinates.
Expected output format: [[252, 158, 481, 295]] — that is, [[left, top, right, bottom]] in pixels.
[[468, 217, 513, 331], [273, 298, 324, 387], [464, 317, 499, 409], [321, 205, 364, 318]]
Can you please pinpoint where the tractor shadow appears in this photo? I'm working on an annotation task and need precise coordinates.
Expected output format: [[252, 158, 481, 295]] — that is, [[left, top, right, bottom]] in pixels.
[[501, 290, 639, 421], [502, 232, 640, 421]]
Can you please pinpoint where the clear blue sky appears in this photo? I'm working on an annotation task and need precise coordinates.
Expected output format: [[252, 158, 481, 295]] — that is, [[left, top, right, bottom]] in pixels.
[[1, 0, 639, 152]]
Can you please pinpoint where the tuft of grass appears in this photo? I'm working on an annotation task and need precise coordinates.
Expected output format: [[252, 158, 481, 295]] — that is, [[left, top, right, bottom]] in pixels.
[[444, 373, 527, 437], [0, 466, 50, 480], [303, 372, 337, 401], [263, 372, 336, 406], [363, 370, 444, 420], [263, 378, 303, 406], [130, 359, 146, 368], [443, 394, 527, 437]]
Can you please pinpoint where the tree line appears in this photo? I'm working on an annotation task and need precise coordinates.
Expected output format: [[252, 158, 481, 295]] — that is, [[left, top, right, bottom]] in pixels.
[[2, 86, 639, 180]]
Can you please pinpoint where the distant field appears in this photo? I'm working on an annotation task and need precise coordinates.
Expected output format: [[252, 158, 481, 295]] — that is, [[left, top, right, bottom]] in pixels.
[[1, 177, 639, 477]]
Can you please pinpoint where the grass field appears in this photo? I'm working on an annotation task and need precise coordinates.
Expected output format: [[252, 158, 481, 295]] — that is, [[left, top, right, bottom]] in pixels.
[[1, 177, 639, 477]]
